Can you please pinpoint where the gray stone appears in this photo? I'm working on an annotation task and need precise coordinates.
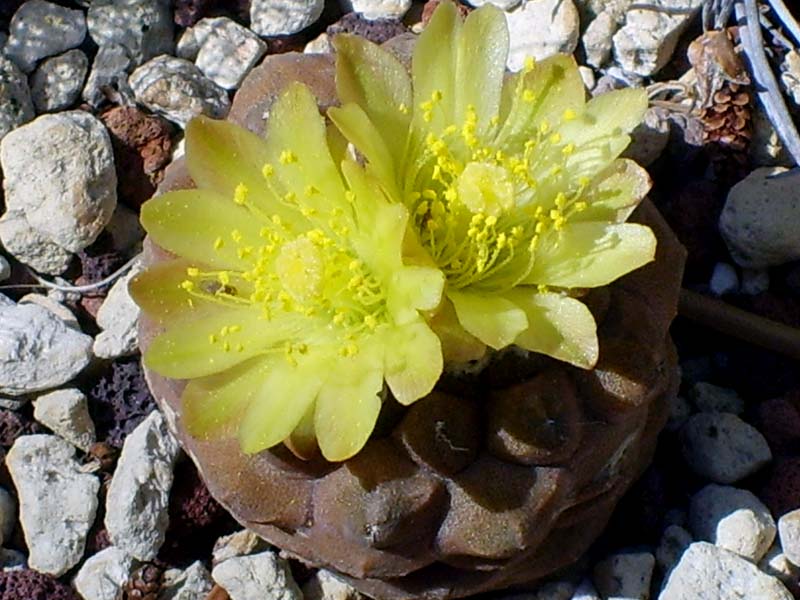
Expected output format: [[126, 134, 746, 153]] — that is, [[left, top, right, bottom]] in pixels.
[[347, 0, 412, 19], [129, 55, 230, 128], [0, 56, 34, 142], [0, 256, 10, 282], [660, 542, 793, 600], [709, 262, 738, 296], [690, 382, 745, 415], [302, 569, 365, 600], [0, 111, 117, 254], [33, 388, 96, 452], [250, 0, 324, 36], [212, 529, 266, 566], [612, 0, 704, 76], [18, 293, 80, 330], [759, 545, 800, 589], [93, 256, 143, 359], [583, 2, 630, 68], [73, 546, 136, 600], [570, 579, 601, 600], [689, 484, 776, 562], [105, 411, 181, 561], [505, 0, 580, 71], [0, 487, 17, 547], [161, 562, 214, 600], [740, 268, 770, 296], [680, 412, 772, 484], [4, 1, 86, 73], [0, 548, 27, 570], [190, 17, 267, 90], [656, 524, 693, 576], [778, 509, 800, 567], [625, 105, 670, 167], [0, 210, 73, 274], [212, 551, 303, 600], [29, 49, 88, 112], [719, 167, 800, 269], [0, 303, 93, 395], [87, 0, 173, 67], [6, 435, 99, 576], [593, 551, 654, 600], [82, 43, 136, 108], [105, 204, 145, 253]]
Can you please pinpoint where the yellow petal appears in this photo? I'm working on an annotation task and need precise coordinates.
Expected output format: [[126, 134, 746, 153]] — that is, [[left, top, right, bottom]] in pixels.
[[314, 354, 383, 461], [509, 290, 598, 368], [383, 321, 442, 405], [333, 34, 411, 165], [140, 189, 262, 270], [448, 289, 528, 350], [526, 222, 657, 288], [238, 357, 326, 455]]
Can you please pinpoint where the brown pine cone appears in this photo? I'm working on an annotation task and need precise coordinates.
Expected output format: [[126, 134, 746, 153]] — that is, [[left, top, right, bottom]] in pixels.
[[120, 563, 164, 600]]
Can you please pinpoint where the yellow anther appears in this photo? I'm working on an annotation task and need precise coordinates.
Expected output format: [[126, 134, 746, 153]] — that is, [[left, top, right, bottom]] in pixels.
[[578, 176, 591, 187], [563, 108, 577, 121], [348, 259, 362, 271], [339, 343, 359, 357], [444, 187, 458, 202], [261, 163, 274, 178], [180, 280, 195, 292], [364, 315, 378, 330], [279, 150, 297, 164], [485, 215, 498, 227], [524, 56, 536, 72], [574, 201, 587, 212], [186, 267, 200, 277], [555, 193, 567, 209], [496, 233, 507, 249], [537, 283, 548, 293], [229, 324, 241, 333], [231, 230, 243, 243], [345, 191, 356, 203], [420, 100, 434, 112], [471, 213, 485, 225], [415, 201, 429, 216], [333, 312, 345, 325], [522, 89, 536, 103], [535, 221, 545, 234], [549, 133, 562, 145], [208, 334, 217, 344], [539, 120, 550, 134], [398, 102, 409, 114], [220, 326, 230, 336], [213, 237, 224, 250], [304, 184, 319, 196], [301, 206, 317, 217], [236, 343, 244, 352], [223, 341, 231, 352], [562, 143, 575, 155], [218, 271, 231, 285], [233, 183, 249, 206], [271, 215, 282, 225], [489, 115, 500, 126], [431, 90, 443, 102]]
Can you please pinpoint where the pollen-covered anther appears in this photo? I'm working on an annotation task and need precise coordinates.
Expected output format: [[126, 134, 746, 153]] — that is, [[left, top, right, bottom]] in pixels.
[[233, 183, 249, 206], [275, 237, 323, 303], [279, 150, 298, 164]]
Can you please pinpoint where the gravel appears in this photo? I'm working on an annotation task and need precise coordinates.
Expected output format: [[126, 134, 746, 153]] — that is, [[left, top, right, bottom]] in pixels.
[[212, 551, 303, 600], [29, 50, 89, 113]]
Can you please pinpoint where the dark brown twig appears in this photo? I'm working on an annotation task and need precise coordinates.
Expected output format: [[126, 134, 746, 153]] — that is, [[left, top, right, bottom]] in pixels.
[[679, 289, 800, 361]]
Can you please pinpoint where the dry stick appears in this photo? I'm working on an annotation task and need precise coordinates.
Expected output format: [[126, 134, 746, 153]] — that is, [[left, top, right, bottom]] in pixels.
[[735, 0, 800, 165], [679, 289, 800, 362], [765, 0, 800, 46]]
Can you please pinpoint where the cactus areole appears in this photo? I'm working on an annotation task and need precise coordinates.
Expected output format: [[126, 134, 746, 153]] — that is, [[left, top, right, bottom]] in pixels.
[[134, 4, 686, 598]]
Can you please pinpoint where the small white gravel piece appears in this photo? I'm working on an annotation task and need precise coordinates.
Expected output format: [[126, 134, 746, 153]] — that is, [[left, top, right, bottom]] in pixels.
[[105, 411, 181, 561], [656, 524, 693, 576], [690, 382, 745, 415], [250, 0, 324, 36], [189, 17, 267, 90], [0, 56, 34, 142], [93, 256, 143, 359], [161, 561, 214, 600], [212, 529, 266, 565], [33, 388, 96, 452], [213, 551, 303, 600], [505, 0, 580, 71], [709, 262, 739, 296], [689, 484, 776, 562], [4, 0, 87, 73], [0, 256, 10, 283], [19, 293, 80, 330], [680, 412, 772, 484], [465, 0, 522, 9], [0, 302, 93, 395], [720, 167, 800, 268], [129, 55, 230, 128], [0, 487, 17, 547], [778, 509, 800, 567], [0, 210, 72, 274], [583, 3, 628, 69], [760, 544, 800, 589], [29, 49, 89, 113], [612, 0, 704, 76], [302, 569, 364, 600], [347, 0, 412, 19], [87, 0, 173, 67], [82, 43, 136, 108], [73, 546, 137, 600], [660, 542, 793, 599], [0, 111, 117, 254], [6, 435, 100, 576], [593, 552, 654, 600]]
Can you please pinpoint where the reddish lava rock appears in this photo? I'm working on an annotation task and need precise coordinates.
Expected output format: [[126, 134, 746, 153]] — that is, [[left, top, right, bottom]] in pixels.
[[0, 406, 44, 450], [758, 457, 800, 518], [327, 12, 407, 44], [0, 569, 78, 600], [755, 390, 800, 456], [101, 107, 174, 209]]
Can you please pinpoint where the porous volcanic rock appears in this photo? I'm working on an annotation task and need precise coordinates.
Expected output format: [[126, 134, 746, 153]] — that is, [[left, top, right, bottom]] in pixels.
[[139, 52, 686, 599]]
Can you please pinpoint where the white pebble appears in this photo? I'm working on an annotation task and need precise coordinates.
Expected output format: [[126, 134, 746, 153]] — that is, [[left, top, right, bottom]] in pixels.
[[250, 0, 324, 36], [73, 546, 137, 600], [505, 0, 580, 71], [709, 262, 739, 296], [33, 388, 96, 452], [593, 552, 654, 600], [778, 509, 800, 567], [213, 551, 303, 600]]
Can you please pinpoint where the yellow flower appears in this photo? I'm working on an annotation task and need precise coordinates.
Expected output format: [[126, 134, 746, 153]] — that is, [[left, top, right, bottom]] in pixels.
[[131, 82, 444, 461], [330, 2, 656, 368]]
